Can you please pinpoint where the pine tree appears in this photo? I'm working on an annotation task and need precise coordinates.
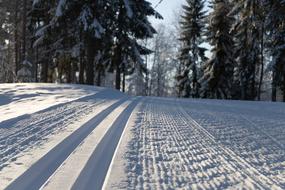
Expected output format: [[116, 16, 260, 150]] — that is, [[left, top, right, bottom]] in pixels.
[[177, 0, 207, 98], [230, 0, 264, 100], [31, 0, 55, 82], [1, 0, 19, 77], [267, 0, 285, 102], [32, 0, 108, 84], [31, 0, 160, 88], [200, 0, 235, 99], [111, 0, 162, 90], [54, 0, 107, 84]]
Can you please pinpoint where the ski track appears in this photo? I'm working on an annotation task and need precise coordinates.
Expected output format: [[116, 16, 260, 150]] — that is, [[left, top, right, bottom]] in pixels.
[[1, 86, 284, 190], [0, 95, 107, 170], [115, 97, 284, 190], [1, 89, 138, 190], [178, 99, 285, 188], [40, 100, 133, 190], [71, 98, 140, 190]]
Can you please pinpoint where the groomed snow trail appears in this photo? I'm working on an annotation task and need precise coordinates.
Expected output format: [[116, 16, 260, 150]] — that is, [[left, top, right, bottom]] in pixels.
[[4, 92, 139, 190], [105, 97, 285, 190], [1, 84, 284, 190]]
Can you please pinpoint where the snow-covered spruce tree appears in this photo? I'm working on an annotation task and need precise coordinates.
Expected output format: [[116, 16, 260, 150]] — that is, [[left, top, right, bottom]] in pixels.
[[18, 0, 35, 82], [111, 0, 162, 90], [48, 0, 108, 84], [0, 44, 6, 82], [230, 0, 265, 100], [31, 0, 58, 82], [267, 0, 285, 102], [32, 0, 112, 84], [0, 0, 31, 80], [199, 0, 235, 99], [177, 0, 207, 98], [0, 5, 7, 82]]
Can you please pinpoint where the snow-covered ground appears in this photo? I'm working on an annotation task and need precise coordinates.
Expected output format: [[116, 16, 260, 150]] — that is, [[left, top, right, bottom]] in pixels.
[[0, 83, 102, 122], [0, 84, 284, 190]]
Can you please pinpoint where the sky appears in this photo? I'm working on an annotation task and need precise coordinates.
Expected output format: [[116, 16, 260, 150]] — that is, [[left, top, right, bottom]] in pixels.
[[148, 0, 212, 57], [149, 0, 185, 26]]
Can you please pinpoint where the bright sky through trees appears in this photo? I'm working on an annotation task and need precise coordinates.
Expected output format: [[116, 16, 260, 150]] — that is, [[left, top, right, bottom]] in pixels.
[[149, 0, 185, 25]]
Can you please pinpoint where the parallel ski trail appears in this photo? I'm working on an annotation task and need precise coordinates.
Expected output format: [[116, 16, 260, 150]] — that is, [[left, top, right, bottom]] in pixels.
[[180, 101, 285, 188], [114, 97, 283, 190], [178, 103, 282, 190], [71, 98, 140, 190], [0, 102, 104, 169], [0, 90, 114, 170], [41, 100, 133, 190], [5, 96, 128, 190]]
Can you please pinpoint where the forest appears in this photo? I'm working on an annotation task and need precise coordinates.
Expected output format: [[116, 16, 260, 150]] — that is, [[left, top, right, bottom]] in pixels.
[[0, 0, 284, 102]]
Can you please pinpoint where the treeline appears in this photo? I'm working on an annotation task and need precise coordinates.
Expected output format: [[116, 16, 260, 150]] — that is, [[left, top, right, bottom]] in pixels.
[[1, 0, 285, 102], [176, 0, 285, 102], [0, 0, 161, 92]]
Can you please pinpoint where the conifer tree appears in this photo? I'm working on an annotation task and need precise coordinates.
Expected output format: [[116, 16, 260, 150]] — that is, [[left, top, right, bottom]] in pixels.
[[267, 0, 285, 102], [177, 0, 207, 98], [230, 0, 264, 100], [31, 0, 57, 82], [31, 0, 160, 88], [200, 0, 235, 99], [111, 0, 162, 90], [51, 0, 108, 84]]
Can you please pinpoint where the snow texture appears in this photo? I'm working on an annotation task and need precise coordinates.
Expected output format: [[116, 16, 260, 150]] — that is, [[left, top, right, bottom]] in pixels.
[[0, 84, 284, 190], [106, 98, 285, 190]]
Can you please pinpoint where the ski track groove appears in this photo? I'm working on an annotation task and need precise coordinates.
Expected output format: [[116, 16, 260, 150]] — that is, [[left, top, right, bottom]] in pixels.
[[1, 88, 284, 190], [40, 100, 134, 190], [239, 115, 285, 151], [0, 99, 106, 170], [71, 98, 140, 190], [178, 103, 282, 190], [0, 102, 88, 140], [122, 97, 283, 190], [178, 100, 285, 189], [0, 89, 122, 171], [4, 96, 128, 190]]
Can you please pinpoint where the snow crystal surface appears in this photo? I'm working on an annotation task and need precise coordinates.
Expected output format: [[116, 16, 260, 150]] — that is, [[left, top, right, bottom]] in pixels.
[[0, 84, 284, 190], [106, 97, 285, 190], [0, 83, 100, 122]]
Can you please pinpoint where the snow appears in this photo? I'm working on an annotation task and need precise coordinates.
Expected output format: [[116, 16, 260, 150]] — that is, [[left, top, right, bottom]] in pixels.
[[0, 100, 113, 189], [105, 98, 285, 189], [123, 0, 134, 18], [0, 83, 101, 123], [0, 83, 284, 189], [55, 0, 66, 17], [41, 101, 131, 190]]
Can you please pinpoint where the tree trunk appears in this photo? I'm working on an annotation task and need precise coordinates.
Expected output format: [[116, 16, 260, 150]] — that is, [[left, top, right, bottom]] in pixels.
[[258, 23, 264, 101], [85, 35, 96, 85], [272, 71, 277, 102], [122, 63, 126, 93], [96, 70, 102, 86], [79, 59, 85, 84], [115, 63, 121, 90], [192, 66, 198, 98], [145, 40, 149, 96], [283, 73, 285, 102], [79, 31, 85, 84], [41, 61, 48, 82], [14, 2, 19, 74], [113, 45, 122, 90], [22, 0, 27, 62]]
